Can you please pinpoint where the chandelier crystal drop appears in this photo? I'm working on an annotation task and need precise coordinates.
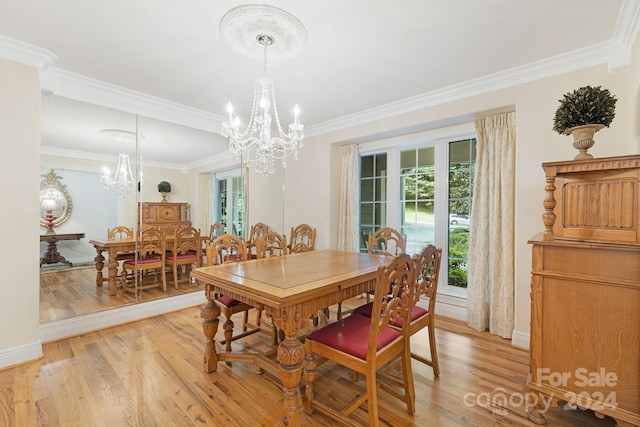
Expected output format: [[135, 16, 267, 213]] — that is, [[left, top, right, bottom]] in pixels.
[[100, 129, 137, 197], [222, 34, 304, 175]]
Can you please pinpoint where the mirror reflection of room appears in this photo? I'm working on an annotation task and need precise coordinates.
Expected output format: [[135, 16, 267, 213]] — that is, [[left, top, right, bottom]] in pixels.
[[38, 95, 284, 327], [39, 99, 186, 323]]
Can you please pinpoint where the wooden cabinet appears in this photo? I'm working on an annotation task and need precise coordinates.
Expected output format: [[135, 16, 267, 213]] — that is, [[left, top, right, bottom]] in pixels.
[[139, 202, 190, 234], [528, 155, 640, 427]]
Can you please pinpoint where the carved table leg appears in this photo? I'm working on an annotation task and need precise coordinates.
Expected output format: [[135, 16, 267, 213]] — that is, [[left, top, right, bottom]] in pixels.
[[39, 238, 71, 267], [201, 290, 221, 373], [303, 353, 316, 415], [107, 249, 119, 295], [278, 335, 305, 426], [94, 247, 105, 287]]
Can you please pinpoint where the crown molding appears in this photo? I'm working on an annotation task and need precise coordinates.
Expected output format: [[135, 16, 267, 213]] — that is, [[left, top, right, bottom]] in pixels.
[[40, 146, 111, 163], [0, 34, 56, 71], [609, 0, 640, 72], [40, 68, 224, 133], [306, 41, 612, 137], [614, 0, 640, 47], [185, 149, 238, 171], [40, 145, 191, 171]]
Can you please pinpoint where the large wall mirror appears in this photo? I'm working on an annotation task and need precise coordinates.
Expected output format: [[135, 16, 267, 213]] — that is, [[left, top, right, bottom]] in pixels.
[[39, 94, 284, 331]]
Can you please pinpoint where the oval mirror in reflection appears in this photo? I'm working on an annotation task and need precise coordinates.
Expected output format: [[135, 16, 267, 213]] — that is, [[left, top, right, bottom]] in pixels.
[[39, 169, 73, 229]]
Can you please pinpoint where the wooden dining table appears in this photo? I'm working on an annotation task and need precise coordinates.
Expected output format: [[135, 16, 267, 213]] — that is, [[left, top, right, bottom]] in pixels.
[[88, 237, 140, 295], [190, 249, 387, 427], [89, 235, 206, 295]]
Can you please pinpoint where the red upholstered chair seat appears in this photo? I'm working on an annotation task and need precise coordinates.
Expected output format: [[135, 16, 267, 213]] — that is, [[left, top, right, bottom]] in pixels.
[[352, 302, 428, 328], [123, 256, 162, 266], [306, 314, 400, 360], [216, 295, 242, 307], [116, 251, 136, 260], [166, 253, 197, 261]]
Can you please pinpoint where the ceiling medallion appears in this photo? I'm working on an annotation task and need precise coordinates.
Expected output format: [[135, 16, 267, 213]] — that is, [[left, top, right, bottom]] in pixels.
[[220, 4, 308, 62]]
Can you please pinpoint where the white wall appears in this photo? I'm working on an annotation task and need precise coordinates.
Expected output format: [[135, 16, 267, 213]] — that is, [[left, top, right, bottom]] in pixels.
[[284, 62, 636, 348], [0, 58, 42, 366]]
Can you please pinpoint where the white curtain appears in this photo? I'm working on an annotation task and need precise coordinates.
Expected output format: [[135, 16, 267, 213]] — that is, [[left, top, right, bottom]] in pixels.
[[337, 144, 359, 251], [467, 112, 515, 339]]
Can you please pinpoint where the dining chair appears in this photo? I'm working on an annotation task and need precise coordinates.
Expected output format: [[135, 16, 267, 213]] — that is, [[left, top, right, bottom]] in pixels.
[[107, 225, 136, 261], [209, 222, 225, 238], [303, 253, 418, 426], [286, 224, 328, 324], [354, 244, 443, 376], [336, 226, 408, 320], [165, 226, 201, 289], [255, 230, 288, 258], [121, 226, 166, 293], [368, 227, 407, 256], [200, 222, 226, 265], [288, 223, 316, 254], [246, 222, 269, 258], [205, 233, 260, 354], [254, 231, 287, 344]]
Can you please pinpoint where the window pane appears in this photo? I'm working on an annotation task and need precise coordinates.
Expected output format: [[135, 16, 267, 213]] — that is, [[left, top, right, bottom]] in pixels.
[[360, 203, 374, 225], [359, 153, 388, 253], [374, 202, 386, 225], [417, 147, 434, 168], [375, 154, 387, 176], [416, 173, 435, 199], [449, 169, 471, 199], [448, 228, 469, 288], [361, 156, 374, 178], [447, 138, 476, 288], [361, 179, 374, 202], [374, 177, 386, 200], [400, 150, 416, 174]]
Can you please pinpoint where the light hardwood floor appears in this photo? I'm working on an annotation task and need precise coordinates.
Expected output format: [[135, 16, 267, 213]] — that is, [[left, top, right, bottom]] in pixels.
[[39, 266, 202, 323], [3, 297, 618, 426]]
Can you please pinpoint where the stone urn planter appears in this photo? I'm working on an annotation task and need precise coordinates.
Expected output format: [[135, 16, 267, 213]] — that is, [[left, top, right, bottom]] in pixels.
[[552, 85, 617, 161], [565, 124, 605, 160]]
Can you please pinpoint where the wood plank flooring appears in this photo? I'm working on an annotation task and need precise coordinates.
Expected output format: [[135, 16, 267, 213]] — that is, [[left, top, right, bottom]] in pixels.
[[39, 266, 202, 323], [2, 299, 618, 426]]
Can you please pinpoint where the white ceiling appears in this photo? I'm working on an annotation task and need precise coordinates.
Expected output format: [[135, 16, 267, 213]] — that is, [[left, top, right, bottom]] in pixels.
[[0, 0, 633, 168]]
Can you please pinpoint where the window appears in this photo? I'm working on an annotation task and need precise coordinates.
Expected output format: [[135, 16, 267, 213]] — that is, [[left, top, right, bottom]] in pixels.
[[358, 129, 476, 296], [359, 153, 387, 252], [215, 172, 244, 237], [400, 147, 435, 255], [447, 139, 476, 288]]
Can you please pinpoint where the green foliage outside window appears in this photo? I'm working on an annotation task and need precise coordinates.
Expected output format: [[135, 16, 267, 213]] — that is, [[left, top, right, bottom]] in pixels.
[[448, 229, 469, 287]]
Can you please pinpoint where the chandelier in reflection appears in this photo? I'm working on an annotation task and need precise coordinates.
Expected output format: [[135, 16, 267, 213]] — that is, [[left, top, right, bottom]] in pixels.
[[100, 129, 137, 197], [222, 34, 304, 175]]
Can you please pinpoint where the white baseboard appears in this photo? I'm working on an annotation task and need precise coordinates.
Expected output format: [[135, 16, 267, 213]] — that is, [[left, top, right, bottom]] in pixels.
[[0, 340, 43, 369], [435, 301, 467, 321], [39, 291, 205, 343], [511, 329, 530, 349]]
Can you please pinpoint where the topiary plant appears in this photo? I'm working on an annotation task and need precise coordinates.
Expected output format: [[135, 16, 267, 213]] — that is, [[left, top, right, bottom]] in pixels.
[[552, 85, 617, 134], [157, 181, 171, 193]]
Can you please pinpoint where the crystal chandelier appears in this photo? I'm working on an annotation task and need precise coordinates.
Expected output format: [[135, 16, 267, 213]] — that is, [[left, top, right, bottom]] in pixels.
[[100, 129, 137, 197], [222, 34, 304, 175]]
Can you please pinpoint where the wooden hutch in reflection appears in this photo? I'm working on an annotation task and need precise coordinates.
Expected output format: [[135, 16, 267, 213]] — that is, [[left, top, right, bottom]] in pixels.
[[527, 155, 639, 426], [138, 202, 190, 234]]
